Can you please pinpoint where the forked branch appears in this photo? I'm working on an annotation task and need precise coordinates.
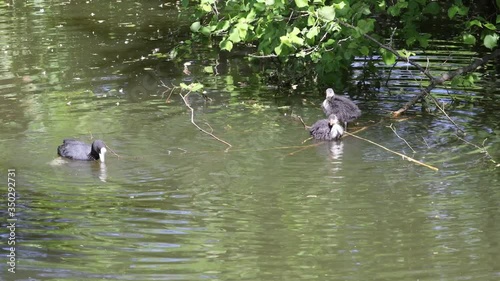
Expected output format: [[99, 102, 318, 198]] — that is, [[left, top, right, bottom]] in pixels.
[[392, 49, 500, 116], [337, 19, 500, 116], [180, 92, 232, 152]]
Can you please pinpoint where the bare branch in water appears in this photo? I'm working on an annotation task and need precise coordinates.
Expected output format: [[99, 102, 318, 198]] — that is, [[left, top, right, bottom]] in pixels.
[[345, 132, 439, 171], [180, 92, 232, 152], [455, 135, 497, 164], [425, 93, 465, 134], [392, 49, 500, 116], [297, 115, 309, 129], [387, 123, 416, 154], [105, 144, 121, 158]]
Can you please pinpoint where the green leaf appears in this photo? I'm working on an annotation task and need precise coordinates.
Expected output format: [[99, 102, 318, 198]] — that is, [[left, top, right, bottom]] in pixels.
[[484, 23, 496, 30], [296, 50, 306, 58], [169, 48, 178, 59], [423, 2, 439, 15], [201, 3, 212, 12], [237, 22, 248, 40], [200, 26, 211, 36], [334, 2, 346, 10], [357, 19, 374, 34], [467, 20, 482, 28], [203, 66, 214, 74], [280, 27, 304, 46], [380, 48, 396, 65], [190, 22, 201, 33], [220, 40, 233, 51], [497, 14, 500, 24], [216, 20, 230, 32], [294, 0, 308, 8], [347, 41, 358, 50], [448, 5, 459, 19], [318, 6, 335, 22], [462, 33, 476, 45], [397, 49, 415, 58], [307, 15, 316, 26], [418, 33, 431, 48], [180, 82, 204, 92], [228, 28, 241, 43], [457, 5, 468, 16], [246, 9, 257, 21], [280, 35, 292, 47], [359, 46, 369, 56], [484, 34, 499, 49], [254, 2, 266, 11], [387, 1, 407, 16], [274, 43, 283, 55], [290, 33, 304, 45], [311, 51, 321, 62], [406, 36, 417, 46], [306, 26, 319, 39], [450, 76, 461, 87], [323, 39, 335, 46], [190, 83, 204, 92]]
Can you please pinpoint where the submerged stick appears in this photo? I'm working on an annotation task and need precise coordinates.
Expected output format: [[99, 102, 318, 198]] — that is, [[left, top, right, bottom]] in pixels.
[[345, 132, 438, 171], [180, 92, 232, 152], [392, 49, 500, 116], [428, 94, 465, 134], [105, 144, 121, 158], [455, 135, 497, 164], [387, 123, 416, 153]]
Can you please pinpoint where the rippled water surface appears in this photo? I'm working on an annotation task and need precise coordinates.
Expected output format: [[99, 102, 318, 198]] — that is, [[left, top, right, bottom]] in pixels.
[[1, 1, 500, 281]]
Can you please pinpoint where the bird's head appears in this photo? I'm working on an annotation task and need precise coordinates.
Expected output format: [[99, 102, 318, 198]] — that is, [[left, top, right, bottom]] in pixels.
[[92, 140, 107, 162], [328, 114, 339, 127], [325, 88, 335, 99], [328, 114, 344, 140]]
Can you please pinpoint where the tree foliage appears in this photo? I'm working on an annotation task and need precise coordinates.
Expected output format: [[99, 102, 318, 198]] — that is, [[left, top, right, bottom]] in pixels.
[[183, 0, 499, 91]]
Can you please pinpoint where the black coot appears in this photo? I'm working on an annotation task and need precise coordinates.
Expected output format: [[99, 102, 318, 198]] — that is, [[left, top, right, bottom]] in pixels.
[[57, 139, 107, 162], [321, 88, 361, 129], [310, 114, 344, 141]]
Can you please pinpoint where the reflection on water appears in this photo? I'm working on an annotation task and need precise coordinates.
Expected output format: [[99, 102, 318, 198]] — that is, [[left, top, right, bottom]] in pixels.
[[0, 1, 499, 281], [49, 157, 108, 183], [328, 141, 344, 161]]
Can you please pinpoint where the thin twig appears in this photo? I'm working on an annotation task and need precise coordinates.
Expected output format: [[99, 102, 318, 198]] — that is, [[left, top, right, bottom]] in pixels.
[[393, 49, 500, 116], [302, 136, 313, 144], [297, 116, 308, 129], [180, 92, 232, 152], [345, 132, 439, 171], [165, 87, 175, 103], [204, 122, 214, 133], [105, 144, 121, 158], [421, 136, 430, 148], [455, 135, 497, 164], [385, 61, 398, 87], [427, 94, 465, 134], [288, 142, 321, 156], [337, 19, 500, 117], [248, 53, 278, 58], [387, 123, 416, 153]]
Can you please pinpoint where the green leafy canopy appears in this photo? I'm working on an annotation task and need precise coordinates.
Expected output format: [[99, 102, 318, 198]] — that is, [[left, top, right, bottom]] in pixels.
[[182, 0, 499, 86]]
